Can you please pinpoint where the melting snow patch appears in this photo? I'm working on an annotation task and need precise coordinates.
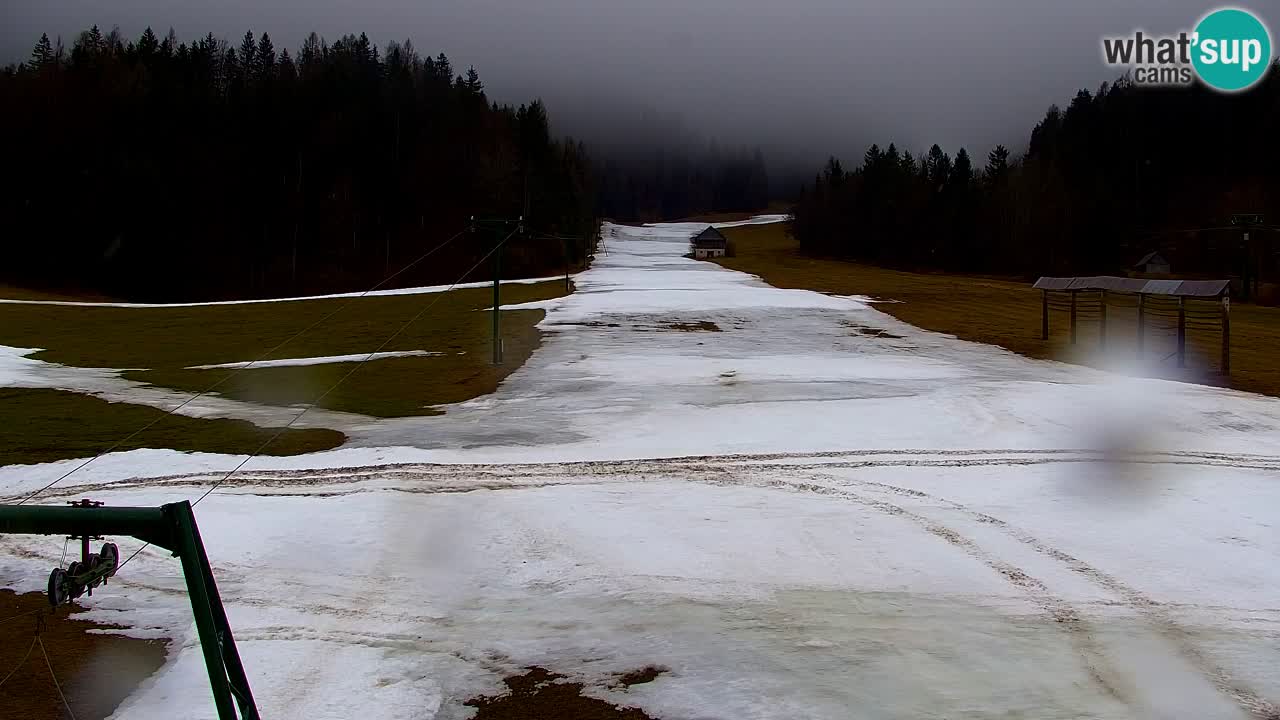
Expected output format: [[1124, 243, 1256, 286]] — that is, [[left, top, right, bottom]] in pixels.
[[184, 350, 443, 370], [0, 275, 572, 308]]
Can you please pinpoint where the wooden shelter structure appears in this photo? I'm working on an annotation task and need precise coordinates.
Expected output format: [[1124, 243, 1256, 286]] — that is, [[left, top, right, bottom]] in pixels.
[[1033, 276, 1231, 373]]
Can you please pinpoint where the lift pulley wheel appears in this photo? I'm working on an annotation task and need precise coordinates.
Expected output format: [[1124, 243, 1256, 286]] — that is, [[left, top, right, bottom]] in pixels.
[[47, 541, 121, 606]]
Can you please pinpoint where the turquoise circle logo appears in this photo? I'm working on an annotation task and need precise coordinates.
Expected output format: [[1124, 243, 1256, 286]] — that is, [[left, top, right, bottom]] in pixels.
[[1192, 8, 1272, 92]]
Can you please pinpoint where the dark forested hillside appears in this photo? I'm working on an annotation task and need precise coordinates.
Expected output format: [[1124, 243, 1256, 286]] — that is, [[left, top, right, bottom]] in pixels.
[[1, 27, 598, 300], [792, 66, 1280, 285], [0, 26, 773, 301], [595, 144, 770, 222]]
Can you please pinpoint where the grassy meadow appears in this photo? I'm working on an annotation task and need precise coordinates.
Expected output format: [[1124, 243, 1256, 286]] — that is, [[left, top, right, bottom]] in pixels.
[[717, 222, 1280, 399], [0, 280, 570, 465]]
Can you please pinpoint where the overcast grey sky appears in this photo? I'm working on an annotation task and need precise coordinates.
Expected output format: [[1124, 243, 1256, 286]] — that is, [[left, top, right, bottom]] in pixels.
[[3, 1, 1274, 172]]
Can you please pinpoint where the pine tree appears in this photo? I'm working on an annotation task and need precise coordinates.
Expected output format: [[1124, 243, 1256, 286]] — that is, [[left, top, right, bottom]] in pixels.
[[137, 27, 159, 58], [160, 28, 176, 58], [238, 31, 256, 77], [900, 151, 918, 176], [434, 53, 452, 83], [862, 143, 883, 172], [355, 33, 376, 66], [299, 32, 322, 70], [222, 47, 242, 91], [30, 33, 54, 68], [464, 65, 484, 94], [824, 156, 844, 185], [951, 148, 974, 187], [278, 49, 296, 83], [256, 32, 276, 80], [104, 26, 125, 56], [71, 26, 104, 66], [925, 145, 951, 189], [984, 145, 1010, 185]]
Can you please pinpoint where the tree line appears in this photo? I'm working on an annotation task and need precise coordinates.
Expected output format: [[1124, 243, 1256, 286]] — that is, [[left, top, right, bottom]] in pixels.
[[596, 143, 769, 222], [2, 27, 602, 300], [792, 65, 1280, 280], [0, 26, 775, 300]]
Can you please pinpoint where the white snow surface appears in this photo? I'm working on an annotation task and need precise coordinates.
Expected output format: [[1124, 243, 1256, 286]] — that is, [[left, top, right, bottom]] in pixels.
[[3, 216, 1280, 719], [184, 350, 444, 370]]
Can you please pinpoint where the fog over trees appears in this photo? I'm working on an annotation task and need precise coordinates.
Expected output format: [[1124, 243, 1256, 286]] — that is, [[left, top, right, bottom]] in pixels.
[[1, 26, 767, 300]]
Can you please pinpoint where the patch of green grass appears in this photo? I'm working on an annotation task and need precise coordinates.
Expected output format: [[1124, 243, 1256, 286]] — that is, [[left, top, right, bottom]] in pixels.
[[0, 280, 569, 418], [0, 388, 344, 466]]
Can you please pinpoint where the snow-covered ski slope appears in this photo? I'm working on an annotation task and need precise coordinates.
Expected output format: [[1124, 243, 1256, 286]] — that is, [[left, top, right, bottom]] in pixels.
[[3, 216, 1279, 720]]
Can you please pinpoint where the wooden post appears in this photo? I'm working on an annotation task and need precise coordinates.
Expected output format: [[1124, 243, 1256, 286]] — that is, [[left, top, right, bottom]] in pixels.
[[1041, 290, 1049, 340], [1137, 293, 1146, 357], [1069, 291, 1078, 345], [1099, 290, 1107, 350], [1221, 295, 1231, 375], [1177, 296, 1186, 368]]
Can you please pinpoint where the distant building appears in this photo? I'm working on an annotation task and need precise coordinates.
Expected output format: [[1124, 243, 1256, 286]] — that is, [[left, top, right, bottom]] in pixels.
[[1133, 251, 1171, 275], [691, 227, 727, 259]]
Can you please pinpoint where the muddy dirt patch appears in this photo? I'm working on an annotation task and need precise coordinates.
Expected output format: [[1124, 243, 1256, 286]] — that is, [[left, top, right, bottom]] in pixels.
[[662, 321, 721, 332], [467, 667, 660, 720], [0, 589, 167, 720]]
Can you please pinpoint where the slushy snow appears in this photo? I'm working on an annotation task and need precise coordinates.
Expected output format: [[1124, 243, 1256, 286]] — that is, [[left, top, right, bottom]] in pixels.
[[2, 216, 1279, 720], [184, 350, 444, 370]]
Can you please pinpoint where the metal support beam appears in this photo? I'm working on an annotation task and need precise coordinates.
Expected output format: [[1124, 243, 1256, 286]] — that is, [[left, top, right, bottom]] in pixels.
[[0, 502, 258, 720], [472, 216, 522, 367], [492, 242, 502, 365], [562, 237, 572, 293], [0, 505, 176, 551]]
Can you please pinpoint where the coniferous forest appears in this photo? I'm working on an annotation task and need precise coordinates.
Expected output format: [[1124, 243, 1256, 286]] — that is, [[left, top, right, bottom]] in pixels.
[[9, 26, 1277, 300], [792, 65, 1280, 284], [0, 26, 770, 300]]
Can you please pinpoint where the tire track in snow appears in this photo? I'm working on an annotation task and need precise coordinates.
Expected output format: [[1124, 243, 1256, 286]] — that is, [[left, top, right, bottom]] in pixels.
[[813, 473, 1280, 720], [735, 474, 1141, 711], [12, 447, 1280, 503], [10, 449, 1277, 715]]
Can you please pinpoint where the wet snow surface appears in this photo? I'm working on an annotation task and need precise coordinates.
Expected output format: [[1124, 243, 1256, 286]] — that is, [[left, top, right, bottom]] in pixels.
[[184, 350, 444, 370], [3, 217, 1280, 719]]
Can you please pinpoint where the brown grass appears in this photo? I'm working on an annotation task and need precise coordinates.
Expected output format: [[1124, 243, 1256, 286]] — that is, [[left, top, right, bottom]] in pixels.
[[675, 202, 791, 224], [0, 388, 344, 466], [0, 280, 569, 419], [0, 590, 167, 720], [0, 280, 568, 464], [0, 284, 119, 303], [716, 222, 1280, 398]]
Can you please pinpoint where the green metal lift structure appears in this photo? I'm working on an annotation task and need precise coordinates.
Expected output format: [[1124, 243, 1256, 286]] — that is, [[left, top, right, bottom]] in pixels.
[[0, 500, 260, 720]]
